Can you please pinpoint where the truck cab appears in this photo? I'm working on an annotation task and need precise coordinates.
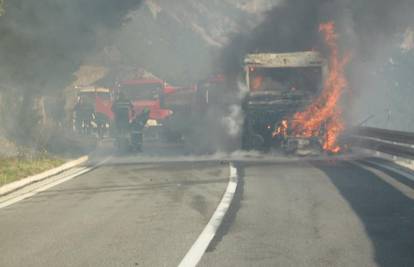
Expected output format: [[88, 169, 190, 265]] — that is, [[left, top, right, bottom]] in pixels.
[[116, 79, 174, 139], [117, 79, 173, 122], [75, 86, 113, 134]]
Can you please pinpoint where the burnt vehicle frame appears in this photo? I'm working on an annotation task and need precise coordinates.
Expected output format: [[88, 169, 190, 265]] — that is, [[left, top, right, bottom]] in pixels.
[[242, 51, 328, 153]]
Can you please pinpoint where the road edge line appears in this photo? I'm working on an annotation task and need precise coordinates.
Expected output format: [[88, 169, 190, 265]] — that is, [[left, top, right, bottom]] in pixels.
[[178, 163, 239, 267], [356, 159, 414, 182], [0, 156, 89, 197], [0, 157, 110, 209]]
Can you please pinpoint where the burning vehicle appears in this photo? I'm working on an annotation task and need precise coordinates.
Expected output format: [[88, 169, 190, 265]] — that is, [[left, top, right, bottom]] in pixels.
[[242, 51, 328, 154], [242, 22, 348, 155]]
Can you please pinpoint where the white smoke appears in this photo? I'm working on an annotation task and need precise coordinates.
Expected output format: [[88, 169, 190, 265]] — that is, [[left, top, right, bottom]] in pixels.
[[237, 79, 250, 98], [401, 27, 414, 52], [221, 104, 243, 137], [220, 78, 248, 138]]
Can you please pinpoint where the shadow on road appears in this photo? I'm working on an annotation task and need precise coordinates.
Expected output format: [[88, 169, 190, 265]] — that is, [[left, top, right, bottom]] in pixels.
[[316, 161, 414, 267], [359, 158, 414, 190]]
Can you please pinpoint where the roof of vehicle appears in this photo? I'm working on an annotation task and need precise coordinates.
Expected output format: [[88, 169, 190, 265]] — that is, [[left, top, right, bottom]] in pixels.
[[245, 51, 325, 68], [120, 79, 164, 86], [79, 87, 110, 93]]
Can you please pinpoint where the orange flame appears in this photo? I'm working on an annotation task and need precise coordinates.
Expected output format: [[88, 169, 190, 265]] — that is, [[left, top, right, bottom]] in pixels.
[[291, 22, 349, 153], [272, 120, 288, 138], [252, 75, 264, 91]]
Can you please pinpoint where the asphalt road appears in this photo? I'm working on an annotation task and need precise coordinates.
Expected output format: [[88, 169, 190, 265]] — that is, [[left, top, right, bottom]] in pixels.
[[200, 160, 414, 267], [0, 160, 229, 267], [1, 146, 414, 267]]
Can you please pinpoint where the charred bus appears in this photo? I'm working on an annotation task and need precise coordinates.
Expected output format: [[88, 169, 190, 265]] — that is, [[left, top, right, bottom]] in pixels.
[[242, 52, 328, 152]]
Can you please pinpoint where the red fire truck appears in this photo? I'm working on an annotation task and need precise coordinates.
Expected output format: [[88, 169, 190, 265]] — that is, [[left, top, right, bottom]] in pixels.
[[75, 86, 113, 137], [115, 79, 174, 139]]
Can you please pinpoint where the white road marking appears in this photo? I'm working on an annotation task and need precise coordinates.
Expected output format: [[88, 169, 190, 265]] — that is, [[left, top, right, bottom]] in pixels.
[[359, 160, 414, 182], [0, 158, 110, 209], [178, 163, 239, 267]]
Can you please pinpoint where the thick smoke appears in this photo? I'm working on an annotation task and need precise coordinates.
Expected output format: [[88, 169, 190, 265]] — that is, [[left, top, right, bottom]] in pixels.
[[1, 0, 413, 155], [0, 0, 143, 92], [223, 0, 414, 67], [112, 0, 275, 85], [221, 0, 414, 131], [108, 1, 280, 154], [0, 0, 143, 145]]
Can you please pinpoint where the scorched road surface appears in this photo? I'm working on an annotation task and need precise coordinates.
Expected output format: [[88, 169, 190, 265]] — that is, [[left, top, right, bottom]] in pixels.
[[0, 161, 229, 267], [200, 160, 414, 267]]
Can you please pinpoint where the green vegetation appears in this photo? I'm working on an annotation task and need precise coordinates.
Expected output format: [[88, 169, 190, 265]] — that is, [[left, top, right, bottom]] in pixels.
[[0, 156, 65, 186], [0, 0, 4, 16]]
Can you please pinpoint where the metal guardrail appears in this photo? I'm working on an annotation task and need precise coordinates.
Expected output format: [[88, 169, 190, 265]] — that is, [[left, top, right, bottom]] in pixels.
[[354, 126, 414, 145], [351, 127, 414, 160]]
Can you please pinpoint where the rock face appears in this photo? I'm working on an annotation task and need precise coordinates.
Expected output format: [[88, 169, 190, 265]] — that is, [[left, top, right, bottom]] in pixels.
[[111, 0, 280, 84]]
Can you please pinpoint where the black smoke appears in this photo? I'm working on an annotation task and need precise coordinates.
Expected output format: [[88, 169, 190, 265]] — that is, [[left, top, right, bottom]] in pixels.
[[222, 0, 414, 71], [221, 0, 414, 130], [0, 0, 143, 144], [0, 0, 143, 94]]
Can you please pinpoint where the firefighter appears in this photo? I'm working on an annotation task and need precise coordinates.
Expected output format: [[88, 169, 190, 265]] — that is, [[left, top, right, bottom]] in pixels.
[[74, 96, 94, 135], [111, 92, 133, 134], [94, 112, 108, 139], [111, 92, 134, 150], [130, 108, 150, 152]]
